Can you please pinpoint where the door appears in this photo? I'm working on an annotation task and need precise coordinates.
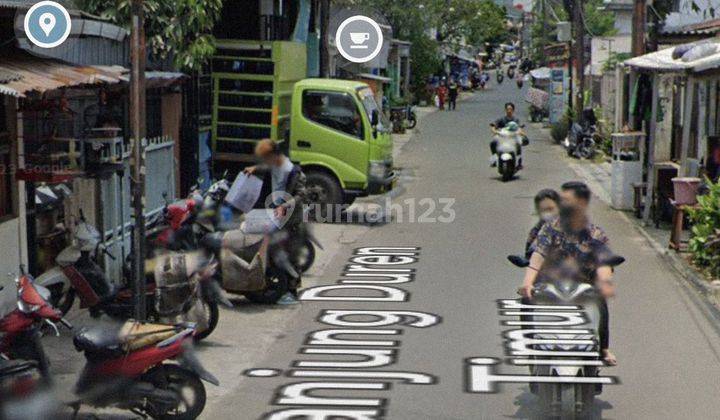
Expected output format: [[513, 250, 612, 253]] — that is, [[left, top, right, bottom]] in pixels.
[[293, 89, 369, 187]]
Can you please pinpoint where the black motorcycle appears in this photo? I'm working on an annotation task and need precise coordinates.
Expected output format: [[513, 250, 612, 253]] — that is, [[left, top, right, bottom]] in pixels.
[[496, 70, 505, 84], [564, 109, 599, 159]]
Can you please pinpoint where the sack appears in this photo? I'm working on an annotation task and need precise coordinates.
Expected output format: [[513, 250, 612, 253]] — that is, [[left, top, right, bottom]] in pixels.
[[221, 248, 266, 292], [154, 253, 196, 316]]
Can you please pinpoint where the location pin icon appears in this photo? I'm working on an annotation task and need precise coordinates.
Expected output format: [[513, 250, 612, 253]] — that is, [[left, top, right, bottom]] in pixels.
[[39, 12, 56, 37]]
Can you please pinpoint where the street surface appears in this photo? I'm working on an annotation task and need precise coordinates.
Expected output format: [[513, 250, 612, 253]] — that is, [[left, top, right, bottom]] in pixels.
[[202, 81, 720, 419], [47, 82, 720, 419]]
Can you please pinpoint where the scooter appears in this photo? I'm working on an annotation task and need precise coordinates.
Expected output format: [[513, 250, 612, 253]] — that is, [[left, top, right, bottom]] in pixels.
[[564, 122, 598, 159], [35, 212, 220, 341], [496, 70, 505, 84], [2, 269, 218, 419], [506, 253, 624, 417], [507, 65, 516, 79], [493, 126, 529, 182], [202, 219, 302, 304]]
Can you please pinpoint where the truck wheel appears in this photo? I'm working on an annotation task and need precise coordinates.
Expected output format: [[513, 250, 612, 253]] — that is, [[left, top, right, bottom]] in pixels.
[[306, 171, 343, 221]]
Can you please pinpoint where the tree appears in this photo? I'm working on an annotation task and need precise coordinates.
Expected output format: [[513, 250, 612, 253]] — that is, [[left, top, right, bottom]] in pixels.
[[530, 0, 616, 64], [77, 0, 223, 70]]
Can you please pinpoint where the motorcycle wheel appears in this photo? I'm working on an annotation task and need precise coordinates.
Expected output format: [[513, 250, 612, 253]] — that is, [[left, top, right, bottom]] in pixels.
[[291, 238, 316, 274], [500, 161, 515, 182], [187, 300, 219, 342], [579, 142, 595, 159], [48, 285, 75, 316], [144, 365, 206, 420], [244, 270, 291, 305], [407, 115, 417, 129]]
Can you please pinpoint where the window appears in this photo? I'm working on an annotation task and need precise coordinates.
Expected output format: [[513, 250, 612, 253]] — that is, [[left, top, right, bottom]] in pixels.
[[0, 96, 15, 219], [302, 91, 364, 139]]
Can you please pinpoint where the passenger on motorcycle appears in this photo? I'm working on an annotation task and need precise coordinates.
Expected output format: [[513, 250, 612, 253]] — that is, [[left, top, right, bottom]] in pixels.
[[525, 189, 560, 259], [520, 182, 618, 365], [489, 102, 525, 167]]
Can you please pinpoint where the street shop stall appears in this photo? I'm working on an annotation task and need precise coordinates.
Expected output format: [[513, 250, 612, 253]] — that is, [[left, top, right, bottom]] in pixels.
[[620, 41, 720, 231], [526, 67, 552, 122]]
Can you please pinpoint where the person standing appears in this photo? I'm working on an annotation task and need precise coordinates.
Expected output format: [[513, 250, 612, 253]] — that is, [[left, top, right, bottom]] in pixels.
[[448, 77, 459, 111], [244, 139, 308, 305], [436, 80, 448, 111]]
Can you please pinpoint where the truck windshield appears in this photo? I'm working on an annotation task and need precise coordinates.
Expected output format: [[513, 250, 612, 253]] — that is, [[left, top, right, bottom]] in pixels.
[[357, 88, 389, 131]]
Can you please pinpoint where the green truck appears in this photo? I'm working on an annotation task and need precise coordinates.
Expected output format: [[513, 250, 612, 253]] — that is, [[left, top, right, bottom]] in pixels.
[[212, 40, 395, 209]]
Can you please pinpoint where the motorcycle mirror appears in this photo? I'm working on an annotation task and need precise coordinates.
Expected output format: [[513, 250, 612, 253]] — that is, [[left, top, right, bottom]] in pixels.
[[507, 255, 530, 268]]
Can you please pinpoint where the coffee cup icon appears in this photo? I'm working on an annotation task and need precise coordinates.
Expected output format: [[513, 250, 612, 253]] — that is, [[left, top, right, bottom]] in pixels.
[[349, 32, 370, 49]]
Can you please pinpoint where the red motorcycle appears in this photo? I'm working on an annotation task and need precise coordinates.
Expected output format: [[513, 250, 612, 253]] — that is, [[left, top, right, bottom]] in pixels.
[[1, 268, 218, 419]]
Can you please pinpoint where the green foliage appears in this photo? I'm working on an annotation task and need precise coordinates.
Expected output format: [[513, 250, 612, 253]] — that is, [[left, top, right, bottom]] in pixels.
[[531, 0, 616, 63], [77, 0, 223, 70], [688, 179, 720, 278], [342, 0, 509, 101]]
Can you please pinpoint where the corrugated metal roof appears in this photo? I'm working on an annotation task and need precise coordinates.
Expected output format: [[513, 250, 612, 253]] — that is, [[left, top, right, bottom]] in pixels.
[[0, 0, 78, 12], [0, 51, 125, 97], [662, 18, 720, 35], [624, 41, 720, 73]]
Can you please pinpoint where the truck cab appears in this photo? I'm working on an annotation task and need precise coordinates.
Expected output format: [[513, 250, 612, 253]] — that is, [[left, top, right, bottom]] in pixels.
[[288, 79, 395, 209]]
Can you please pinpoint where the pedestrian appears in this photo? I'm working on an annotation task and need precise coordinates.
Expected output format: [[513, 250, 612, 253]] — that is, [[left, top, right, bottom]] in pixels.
[[448, 77, 459, 111], [244, 139, 308, 305], [436, 81, 447, 111], [519, 181, 618, 365]]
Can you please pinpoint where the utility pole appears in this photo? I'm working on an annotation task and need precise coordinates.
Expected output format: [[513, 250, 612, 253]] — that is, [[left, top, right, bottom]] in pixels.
[[319, 0, 330, 77], [540, 0, 548, 65], [572, 0, 585, 114], [130, 0, 147, 321], [631, 0, 646, 56]]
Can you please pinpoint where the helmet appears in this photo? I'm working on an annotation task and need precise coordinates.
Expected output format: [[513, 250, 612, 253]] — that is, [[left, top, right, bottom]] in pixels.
[[505, 121, 519, 132]]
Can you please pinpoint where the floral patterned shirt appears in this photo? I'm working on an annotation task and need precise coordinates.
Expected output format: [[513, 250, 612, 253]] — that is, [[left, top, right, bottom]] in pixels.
[[533, 218, 610, 284]]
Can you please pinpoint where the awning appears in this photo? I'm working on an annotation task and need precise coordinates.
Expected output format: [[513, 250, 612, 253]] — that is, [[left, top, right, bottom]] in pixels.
[[529, 67, 552, 80], [0, 52, 125, 97], [0, 52, 185, 97], [356, 73, 392, 83], [624, 41, 720, 73]]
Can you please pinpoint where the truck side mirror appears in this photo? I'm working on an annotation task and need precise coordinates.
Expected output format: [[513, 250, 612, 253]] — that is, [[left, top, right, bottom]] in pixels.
[[371, 110, 379, 127]]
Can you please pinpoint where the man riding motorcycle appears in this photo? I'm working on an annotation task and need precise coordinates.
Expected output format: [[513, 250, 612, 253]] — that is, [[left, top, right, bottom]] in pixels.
[[489, 102, 525, 168], [519, 181, 618, 365]]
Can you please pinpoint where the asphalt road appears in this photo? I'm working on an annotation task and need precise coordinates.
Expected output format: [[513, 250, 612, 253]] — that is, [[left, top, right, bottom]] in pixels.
[[203, 82, 720, 419]]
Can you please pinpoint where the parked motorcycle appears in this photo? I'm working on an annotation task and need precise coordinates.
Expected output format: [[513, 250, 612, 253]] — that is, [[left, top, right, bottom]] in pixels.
[[493, 125, 529, 182], [202, 220, 302, 304], [564, 122, 598, 159], [406, 105, 417, 129], [507, 253, 625, 417], [529, 104, 547, 123], [2, 269, 218, 419], [36, 212, 220, 341]]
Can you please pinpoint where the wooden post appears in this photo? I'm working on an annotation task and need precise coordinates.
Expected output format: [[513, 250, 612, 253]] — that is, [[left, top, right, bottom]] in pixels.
[[130, 0, 147, 321], [632, 0, 646, 56], [643, 73, 659, 223], [615, 65, 625, 130], [680, 78, 695, 176]]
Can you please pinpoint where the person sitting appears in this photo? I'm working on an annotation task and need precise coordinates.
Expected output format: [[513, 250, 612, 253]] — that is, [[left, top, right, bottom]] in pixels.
[[519, 182, 618, 365], [489, 102, 524, 167]]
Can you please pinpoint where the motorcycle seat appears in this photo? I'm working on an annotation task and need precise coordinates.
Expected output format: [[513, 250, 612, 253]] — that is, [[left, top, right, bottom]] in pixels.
[[74, 322, 177, 357], [73, 326, 124, 357]]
